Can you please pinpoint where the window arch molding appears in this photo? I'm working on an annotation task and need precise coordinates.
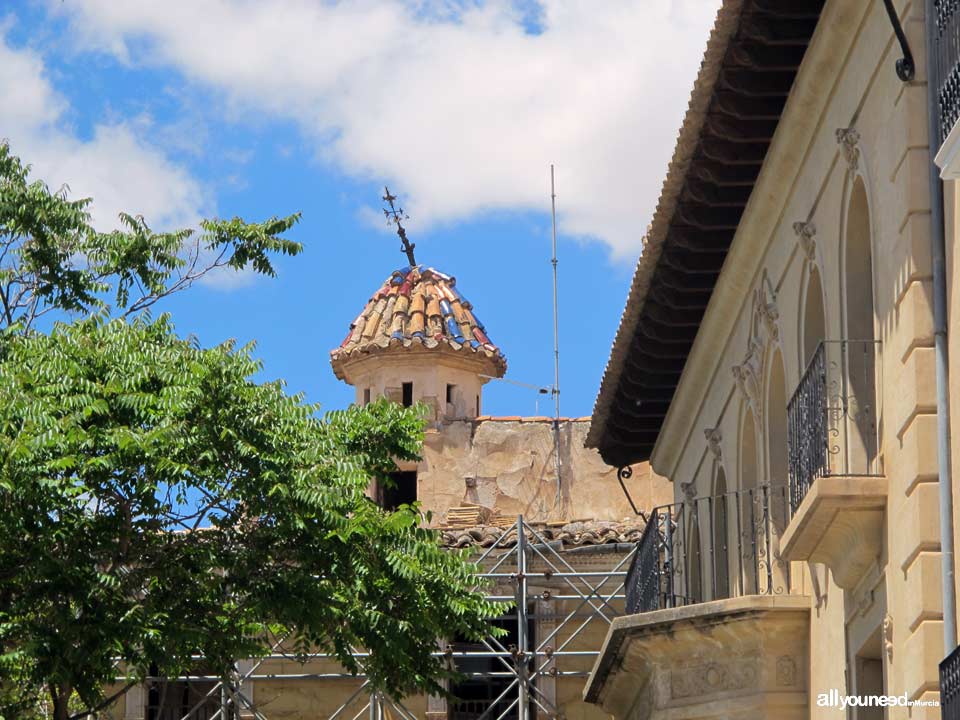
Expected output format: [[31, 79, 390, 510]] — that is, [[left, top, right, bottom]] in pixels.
[[737, 402, 759, 495], [797, 261, 829, 374], [838, 172, 880, 344], [710, 461, 731, 600]]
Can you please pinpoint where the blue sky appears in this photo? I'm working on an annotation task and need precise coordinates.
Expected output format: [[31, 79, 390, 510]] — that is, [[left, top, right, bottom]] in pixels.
[[1, 0, 720, 417]]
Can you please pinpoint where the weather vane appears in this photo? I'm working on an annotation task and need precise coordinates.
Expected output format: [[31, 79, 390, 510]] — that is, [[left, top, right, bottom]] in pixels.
[[382, 186, 417, 266]]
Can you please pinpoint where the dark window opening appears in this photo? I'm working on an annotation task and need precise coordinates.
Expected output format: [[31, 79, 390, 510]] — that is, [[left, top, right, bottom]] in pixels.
[[147, 662, 219, 720], [450, 607, 536, 719], [379, 471, 417, 510], [363, 388, 371, 405], [476, 394, 480, 416], [402, 382, 413, 407], [446, 383, 456, 404]]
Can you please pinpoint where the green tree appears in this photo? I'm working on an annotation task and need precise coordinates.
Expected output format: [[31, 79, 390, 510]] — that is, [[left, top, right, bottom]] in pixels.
[[0, 143, 500, 718], [0, 316, 497, 719], [0, 140, 301, 331]]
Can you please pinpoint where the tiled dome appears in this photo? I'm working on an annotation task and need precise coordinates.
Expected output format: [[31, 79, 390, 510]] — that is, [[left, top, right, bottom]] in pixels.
[[330, 266, 507, 380]]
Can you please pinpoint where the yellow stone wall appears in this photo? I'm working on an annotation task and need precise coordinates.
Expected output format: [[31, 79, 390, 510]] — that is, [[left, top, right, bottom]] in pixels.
[[601, 0, 952, 717]]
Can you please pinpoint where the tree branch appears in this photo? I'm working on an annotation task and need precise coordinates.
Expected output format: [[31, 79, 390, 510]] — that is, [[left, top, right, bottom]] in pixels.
[[68, 681, 136, 720]]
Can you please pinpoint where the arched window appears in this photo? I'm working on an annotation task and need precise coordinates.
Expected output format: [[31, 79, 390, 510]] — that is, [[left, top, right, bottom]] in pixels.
[[711, 467, 730, 600], [791, 264, 829, 509], [844, 178, 879, 473], [766, 350, 789, 530], [740, 410, 759, 595], [803, 266, 826, 369], [687, 515, 702, 605]]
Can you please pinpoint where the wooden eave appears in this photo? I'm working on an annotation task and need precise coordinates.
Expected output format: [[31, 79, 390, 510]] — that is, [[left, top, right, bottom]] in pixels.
[[588, 0, 825, 468]]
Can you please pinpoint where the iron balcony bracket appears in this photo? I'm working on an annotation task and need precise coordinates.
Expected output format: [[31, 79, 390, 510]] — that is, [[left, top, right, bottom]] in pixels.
[[617, 465, 649, 521], [882, 0, 916, 82]]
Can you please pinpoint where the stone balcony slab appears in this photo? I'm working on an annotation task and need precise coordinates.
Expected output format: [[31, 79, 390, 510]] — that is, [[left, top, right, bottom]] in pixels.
[[584, 595, 811, 720], [780, 476, 886, 590]]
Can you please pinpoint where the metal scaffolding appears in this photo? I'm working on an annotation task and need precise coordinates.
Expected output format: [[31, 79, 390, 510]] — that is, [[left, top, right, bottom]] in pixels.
[[128, 516, 635, 720]]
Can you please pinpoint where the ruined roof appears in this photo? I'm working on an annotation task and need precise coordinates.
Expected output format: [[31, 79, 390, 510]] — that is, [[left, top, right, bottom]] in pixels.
[[330, 266, 507, 380], [438, 519, 646, 549], [587, 0, 825, 467]]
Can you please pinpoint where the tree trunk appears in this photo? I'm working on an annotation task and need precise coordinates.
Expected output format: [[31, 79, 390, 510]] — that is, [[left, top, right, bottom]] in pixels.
[[51, 683, 71, 720]]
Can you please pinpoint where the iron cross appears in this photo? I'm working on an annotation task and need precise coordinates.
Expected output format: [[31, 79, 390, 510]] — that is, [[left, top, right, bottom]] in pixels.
[[382, 187, 417, 266]]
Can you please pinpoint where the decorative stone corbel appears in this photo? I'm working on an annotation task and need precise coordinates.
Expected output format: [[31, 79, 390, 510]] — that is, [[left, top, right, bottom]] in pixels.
[[732, 270, 780, 423], [680, 480, 698, 503], [836, 127, 861, 172], [732, 339, 764, 422], [704, 427, 722, 461], [756, 272, 780, 344], [883, 613, 894, 663], [792, 220, 817, 263]]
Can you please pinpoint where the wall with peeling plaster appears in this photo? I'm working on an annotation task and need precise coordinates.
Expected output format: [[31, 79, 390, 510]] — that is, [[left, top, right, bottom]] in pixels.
[[412, 418, 670, 525]]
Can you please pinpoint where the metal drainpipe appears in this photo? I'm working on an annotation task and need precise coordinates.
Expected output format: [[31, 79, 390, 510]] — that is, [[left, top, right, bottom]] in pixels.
[[925, 0, 958, 652]]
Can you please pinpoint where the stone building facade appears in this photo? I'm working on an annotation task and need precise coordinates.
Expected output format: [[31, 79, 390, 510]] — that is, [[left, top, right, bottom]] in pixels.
[[583, 0, 960, 718], [113, 265, 670, 719]]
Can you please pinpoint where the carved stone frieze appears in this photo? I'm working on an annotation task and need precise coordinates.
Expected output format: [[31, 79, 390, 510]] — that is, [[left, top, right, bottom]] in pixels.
[[777, 655, 798, 687], [671, 658, 760, 699]]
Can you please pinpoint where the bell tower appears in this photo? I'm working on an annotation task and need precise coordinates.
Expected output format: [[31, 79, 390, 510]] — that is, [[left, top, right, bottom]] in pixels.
[[330, 265, 506, 421]]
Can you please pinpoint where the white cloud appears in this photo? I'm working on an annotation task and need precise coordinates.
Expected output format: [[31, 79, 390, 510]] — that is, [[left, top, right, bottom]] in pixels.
[[0, 22, 207, 233], [52, 0, 721, 258]]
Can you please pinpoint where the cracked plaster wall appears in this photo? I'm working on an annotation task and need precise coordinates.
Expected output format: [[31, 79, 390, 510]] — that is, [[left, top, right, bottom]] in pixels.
[[415, 418, 670, 524]]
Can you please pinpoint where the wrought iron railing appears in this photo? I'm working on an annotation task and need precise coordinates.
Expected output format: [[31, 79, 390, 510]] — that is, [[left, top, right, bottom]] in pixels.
[[148, 704, 217, 720], [625, 509, 664, 614], [450, 697, 514, 720], [787, 340, 882, 514], [941, 643, 960, 720], [935, 1, 960, 146], [625, 485, 790, 614]]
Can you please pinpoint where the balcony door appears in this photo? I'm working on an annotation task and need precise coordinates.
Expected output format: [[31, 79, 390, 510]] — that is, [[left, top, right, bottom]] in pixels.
[[711, 467, 730, 600], [739, 410, 760, 596], [843, 178, 879, 475]]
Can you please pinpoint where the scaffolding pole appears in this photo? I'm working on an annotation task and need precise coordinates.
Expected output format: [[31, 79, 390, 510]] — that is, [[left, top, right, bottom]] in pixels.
[[127, 515, 636, 720]]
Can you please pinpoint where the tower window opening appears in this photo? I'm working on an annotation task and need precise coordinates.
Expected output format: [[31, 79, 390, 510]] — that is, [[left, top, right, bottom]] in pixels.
[[379, 471, 417, 510], [402, 382, 413, 407], [476, 394, 480, 416], [363, 388, 371, 405], [450, 606, 536, 718], [446, 384, 456, 404]]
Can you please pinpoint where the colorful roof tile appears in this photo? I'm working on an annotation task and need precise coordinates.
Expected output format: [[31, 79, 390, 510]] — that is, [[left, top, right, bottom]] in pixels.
[[331, 266, 507, 379]]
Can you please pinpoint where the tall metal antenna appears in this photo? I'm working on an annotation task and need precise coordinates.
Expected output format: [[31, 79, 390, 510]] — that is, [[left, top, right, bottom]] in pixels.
[[550, 165, 562, 507], [382, 187, 417, 266], [550, 167, 560, 419]]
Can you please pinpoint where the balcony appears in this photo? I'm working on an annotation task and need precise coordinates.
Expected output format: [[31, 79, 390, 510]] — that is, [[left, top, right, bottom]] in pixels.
[[942, 644, 960, 720], [781, 340, 885, 589], [933, 2, 960, 178], [626, 485, 792, 614], [588, 487, 809, 719]]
